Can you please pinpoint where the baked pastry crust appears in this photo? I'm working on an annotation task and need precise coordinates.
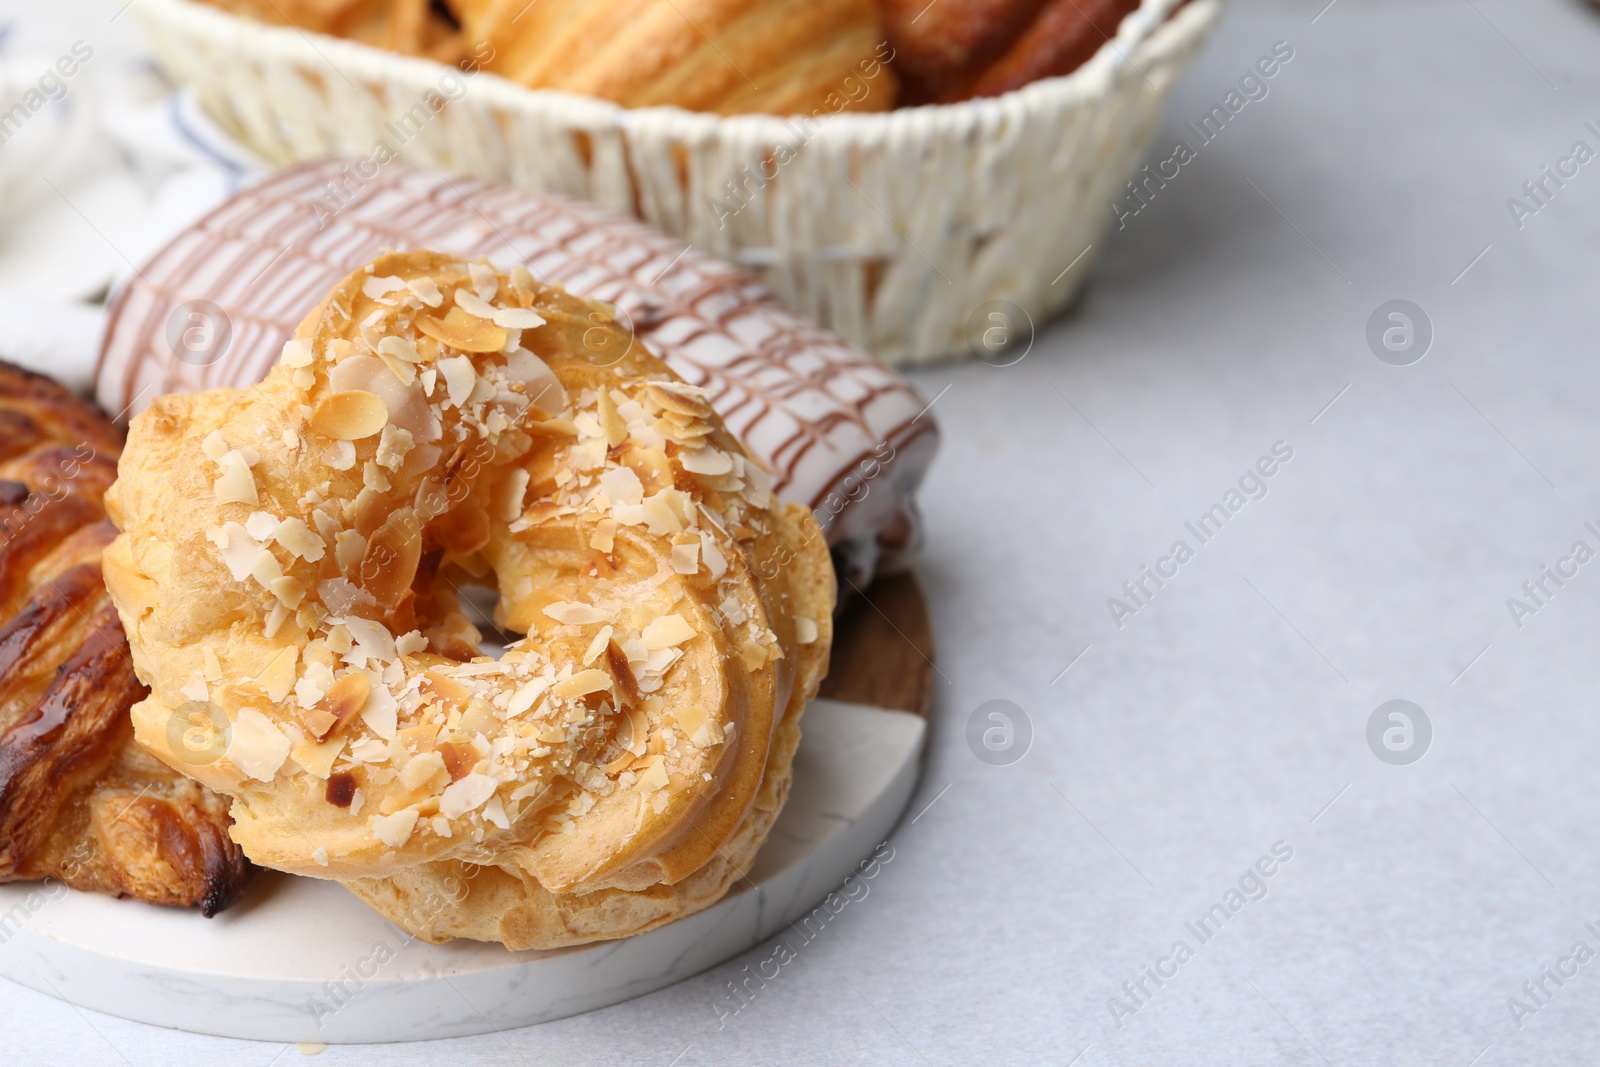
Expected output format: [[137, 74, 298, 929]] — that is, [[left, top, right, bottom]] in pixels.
[[0, 361, 252, 915], [452, 0, 893, 114], [882, 0, 1142, 104], [105, 252, 834, 947]]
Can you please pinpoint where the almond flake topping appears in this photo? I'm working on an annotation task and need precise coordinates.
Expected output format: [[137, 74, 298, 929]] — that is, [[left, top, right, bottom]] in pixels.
[[642, 614, 695, 650], [274, 517, 325, 561], [311, 390, 389, 440], [439, 773, 497, 818], [494, 306, 545, 329], [407, 276, 443, 308], [371, 808, 418, 847], [361, 275, 407, 300], [438, 355, 476, 408], [679, 447, 733, 476], [670, 542, 700, 574], [281, 338, 314, 367], [543, 602, 611, 625], [553, 669, 612, 700], [226, 709, 291, 781], [214, 450, 258, 505]]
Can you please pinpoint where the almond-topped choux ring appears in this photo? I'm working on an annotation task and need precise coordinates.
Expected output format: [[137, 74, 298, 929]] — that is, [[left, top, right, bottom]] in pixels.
[[103, 250, 834, 946]]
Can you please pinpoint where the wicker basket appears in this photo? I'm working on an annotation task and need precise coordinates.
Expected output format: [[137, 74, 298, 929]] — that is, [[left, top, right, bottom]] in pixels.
[[133, 0, 1218, 365]]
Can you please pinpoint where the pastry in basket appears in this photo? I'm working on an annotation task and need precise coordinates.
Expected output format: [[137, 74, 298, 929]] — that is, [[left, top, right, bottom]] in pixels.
[[104, 251, 834, 948], [194, 0, 892, 115], [201, 0, 469, 63], [0, 361, 252, 916], [882, 0, 1146, 104], [449, 0, 893, 114]]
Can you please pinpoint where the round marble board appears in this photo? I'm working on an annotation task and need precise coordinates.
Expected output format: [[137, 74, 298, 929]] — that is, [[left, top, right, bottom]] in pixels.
[[0, 575, 935, 1043]]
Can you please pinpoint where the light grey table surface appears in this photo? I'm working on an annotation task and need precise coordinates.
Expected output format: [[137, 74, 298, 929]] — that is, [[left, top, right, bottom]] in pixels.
[[5, 0, 1600, 1063]]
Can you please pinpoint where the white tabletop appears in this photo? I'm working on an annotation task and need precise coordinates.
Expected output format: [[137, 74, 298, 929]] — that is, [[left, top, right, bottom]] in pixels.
[[6, 0, 1600, 1063]]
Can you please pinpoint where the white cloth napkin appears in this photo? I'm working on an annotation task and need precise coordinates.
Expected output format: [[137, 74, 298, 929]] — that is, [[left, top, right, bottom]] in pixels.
[[0, 43, 264, 392]]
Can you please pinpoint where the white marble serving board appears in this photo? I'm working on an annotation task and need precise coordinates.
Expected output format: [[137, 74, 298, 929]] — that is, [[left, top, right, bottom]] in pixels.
[[0, 698, 924, 1043]]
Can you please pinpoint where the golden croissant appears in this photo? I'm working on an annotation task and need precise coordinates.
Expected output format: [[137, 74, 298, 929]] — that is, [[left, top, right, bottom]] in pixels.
[[0, 361, 252, 915]]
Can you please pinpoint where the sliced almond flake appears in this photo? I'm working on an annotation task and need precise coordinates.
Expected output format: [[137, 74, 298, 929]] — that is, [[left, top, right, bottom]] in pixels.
[[291, 734, 344, 779], [375, 424, 415, 471], [573, 411, 603, 439], [202, 430, 229, 461], [319, 577, 375, 617], [264, 603, 291, 639], [483, 795, 511, 829], [345, 617, 398, 665], [257, 646, 299, 702], [641, 494, 682, 536], [379, 351, 417, 386], [281, 338, 314, 367], [249, 550, 283, 589], [468, 262, 499, 303], [325, 624, 353, 655], [492, 468, 531, 523], [362, 460, 391, 493], [494, 306, 544, 329], [543, 602, 611, 625], [202, 646, 224, 681], [245, 512, 280, 541], [292, 368, 316, 391], [642, 614, 695, 650], [378, 335, 422, 363], [208, 522, 257, 581], [214, 450, 258, 505], [334, 530, 366, 574], [400, 750, 447, 790], [420, 367, 438, 396], [679, 446, 733, 476], [272, 518, 325, 562], [312, 390, 388, 440], [553, 668, 611, 700], [362, 275, 407, 300], [281, 427, 301, 451], [454, 288, 498, 320], [327, 338, 359, 362], [270, 575, 306, 609], [360, 679, 399, 740], [582, 625, 614, 666], [719, 595, 748, 626], [440, 772, 497, 818], [670, 542, 700, 574], [226, 709, 291, 781], [324, 440, 357, 471], [179, 678, 209, 703], [568, 438, 607, 471], [699, 533, 728, 580], [431, 815, 453, 837], [407, 276, 443, 308], [589, 518, 618, 554], [636, 759, 670, 791], [507, 677, 549, 716], [643, 647, 681, 675], [438, 355, 476, 409], [612, 503, 645, 527], [395, 630, 428, 657], [621, 636, 648, 664], [598, 466, 644, 507], [349, 737, 388, 763], [371, 808, 418, 847], [796, 617, 819, 644]]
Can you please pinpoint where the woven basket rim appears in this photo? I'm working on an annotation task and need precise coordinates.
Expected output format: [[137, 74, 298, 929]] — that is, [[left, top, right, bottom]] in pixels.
[[138, 0, 1221, 142]]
